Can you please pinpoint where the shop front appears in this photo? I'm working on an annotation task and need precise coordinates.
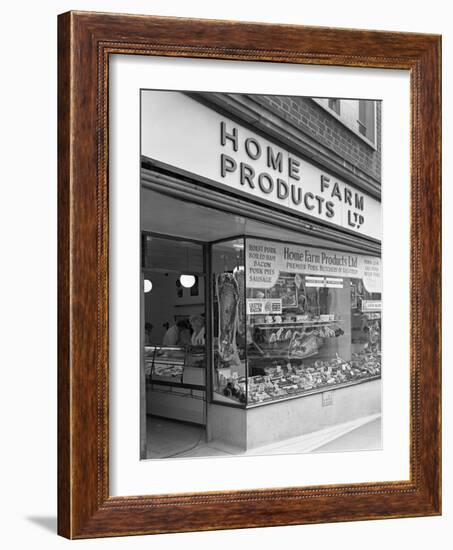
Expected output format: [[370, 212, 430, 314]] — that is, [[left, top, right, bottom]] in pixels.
[[141, 91, 382, 455]]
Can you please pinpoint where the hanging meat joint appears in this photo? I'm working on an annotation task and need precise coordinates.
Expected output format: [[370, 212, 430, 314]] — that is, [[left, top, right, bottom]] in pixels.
[[217, 273, 240, 363]]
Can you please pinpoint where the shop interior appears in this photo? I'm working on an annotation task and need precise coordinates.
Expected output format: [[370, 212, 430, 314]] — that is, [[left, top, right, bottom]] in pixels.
[[142, 188, 381, 459]]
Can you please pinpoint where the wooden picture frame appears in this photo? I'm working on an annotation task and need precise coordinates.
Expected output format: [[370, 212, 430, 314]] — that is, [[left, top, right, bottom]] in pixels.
[[58, 11, 441, 539]]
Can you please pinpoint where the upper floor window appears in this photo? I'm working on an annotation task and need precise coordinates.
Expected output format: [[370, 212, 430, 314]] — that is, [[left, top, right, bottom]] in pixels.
[[358, 100, 376, 143], [328, 98, 341, 115], [314, 97, 378, 148]]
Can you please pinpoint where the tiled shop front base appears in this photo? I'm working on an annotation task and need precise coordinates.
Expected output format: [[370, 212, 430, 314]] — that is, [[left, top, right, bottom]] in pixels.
[[207, 378, 381, 450]]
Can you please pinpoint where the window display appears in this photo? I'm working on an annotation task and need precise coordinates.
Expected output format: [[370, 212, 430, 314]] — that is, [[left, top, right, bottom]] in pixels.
[[211, 237, 382, 407], [211, 239, 247, 404]]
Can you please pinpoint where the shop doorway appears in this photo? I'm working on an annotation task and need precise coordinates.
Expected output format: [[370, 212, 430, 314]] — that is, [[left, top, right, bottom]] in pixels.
[[142, 234, 208, 458]]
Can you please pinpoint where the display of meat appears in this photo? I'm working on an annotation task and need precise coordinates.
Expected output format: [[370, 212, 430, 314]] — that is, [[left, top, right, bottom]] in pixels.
[[217, 273, 240, 362], [288, 333, 318, 358], [234, 267, 245, 336], [247, 350, 382, 403]]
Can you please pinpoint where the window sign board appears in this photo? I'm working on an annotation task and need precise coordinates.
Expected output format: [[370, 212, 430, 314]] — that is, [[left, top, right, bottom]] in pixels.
[[362, 300, 382, 311], [246, 298, 282, 315], [305, 276, 344, 288], [245, 238, 381, 292]]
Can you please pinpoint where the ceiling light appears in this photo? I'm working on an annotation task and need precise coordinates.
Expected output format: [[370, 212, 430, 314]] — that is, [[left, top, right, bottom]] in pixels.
[[144, 279, 152, 293], [180, 274, 196, 288]]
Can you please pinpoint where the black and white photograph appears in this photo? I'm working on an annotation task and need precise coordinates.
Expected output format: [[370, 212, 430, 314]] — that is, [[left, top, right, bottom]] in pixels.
[[140, 90, 382, 460]]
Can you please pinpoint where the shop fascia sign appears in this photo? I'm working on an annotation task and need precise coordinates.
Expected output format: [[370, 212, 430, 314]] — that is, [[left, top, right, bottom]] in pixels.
[[141, 92, 382, 241], [219, 121, 369, 233], [245, 238, 382, 293]]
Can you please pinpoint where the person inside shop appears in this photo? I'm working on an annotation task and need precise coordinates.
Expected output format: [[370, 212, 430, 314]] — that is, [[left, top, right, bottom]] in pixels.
[[178, 322, 192, 346], [144, 322, 153, 344], [189, 314, 205, 346], [162, 319, 192, 347]]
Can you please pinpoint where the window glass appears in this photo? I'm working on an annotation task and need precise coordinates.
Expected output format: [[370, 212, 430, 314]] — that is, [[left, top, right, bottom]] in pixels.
[[328, 98, 341, 115], [245, 238, 381, 405], [211, 238, 247, 406], [313, 98, 377, 145], [358, 100, 376, 143]]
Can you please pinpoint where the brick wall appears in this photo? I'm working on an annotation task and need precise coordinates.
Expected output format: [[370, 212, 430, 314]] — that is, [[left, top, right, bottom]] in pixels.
[[249, 95, 381, 185]]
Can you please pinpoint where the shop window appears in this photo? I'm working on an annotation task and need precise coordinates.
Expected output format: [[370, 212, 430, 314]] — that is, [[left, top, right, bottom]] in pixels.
[[211, 237, 382, 408], [350, 278, 381, 351], [211, 238, 247, 406]]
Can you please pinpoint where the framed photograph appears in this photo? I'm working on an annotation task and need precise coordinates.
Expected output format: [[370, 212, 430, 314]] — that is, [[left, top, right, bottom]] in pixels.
[[58, 11, 441, 539]]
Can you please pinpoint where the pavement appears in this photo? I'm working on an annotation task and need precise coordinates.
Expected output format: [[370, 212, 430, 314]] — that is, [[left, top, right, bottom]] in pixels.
[[315, 417, 382, 453], [145, 413, 382, 460]]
